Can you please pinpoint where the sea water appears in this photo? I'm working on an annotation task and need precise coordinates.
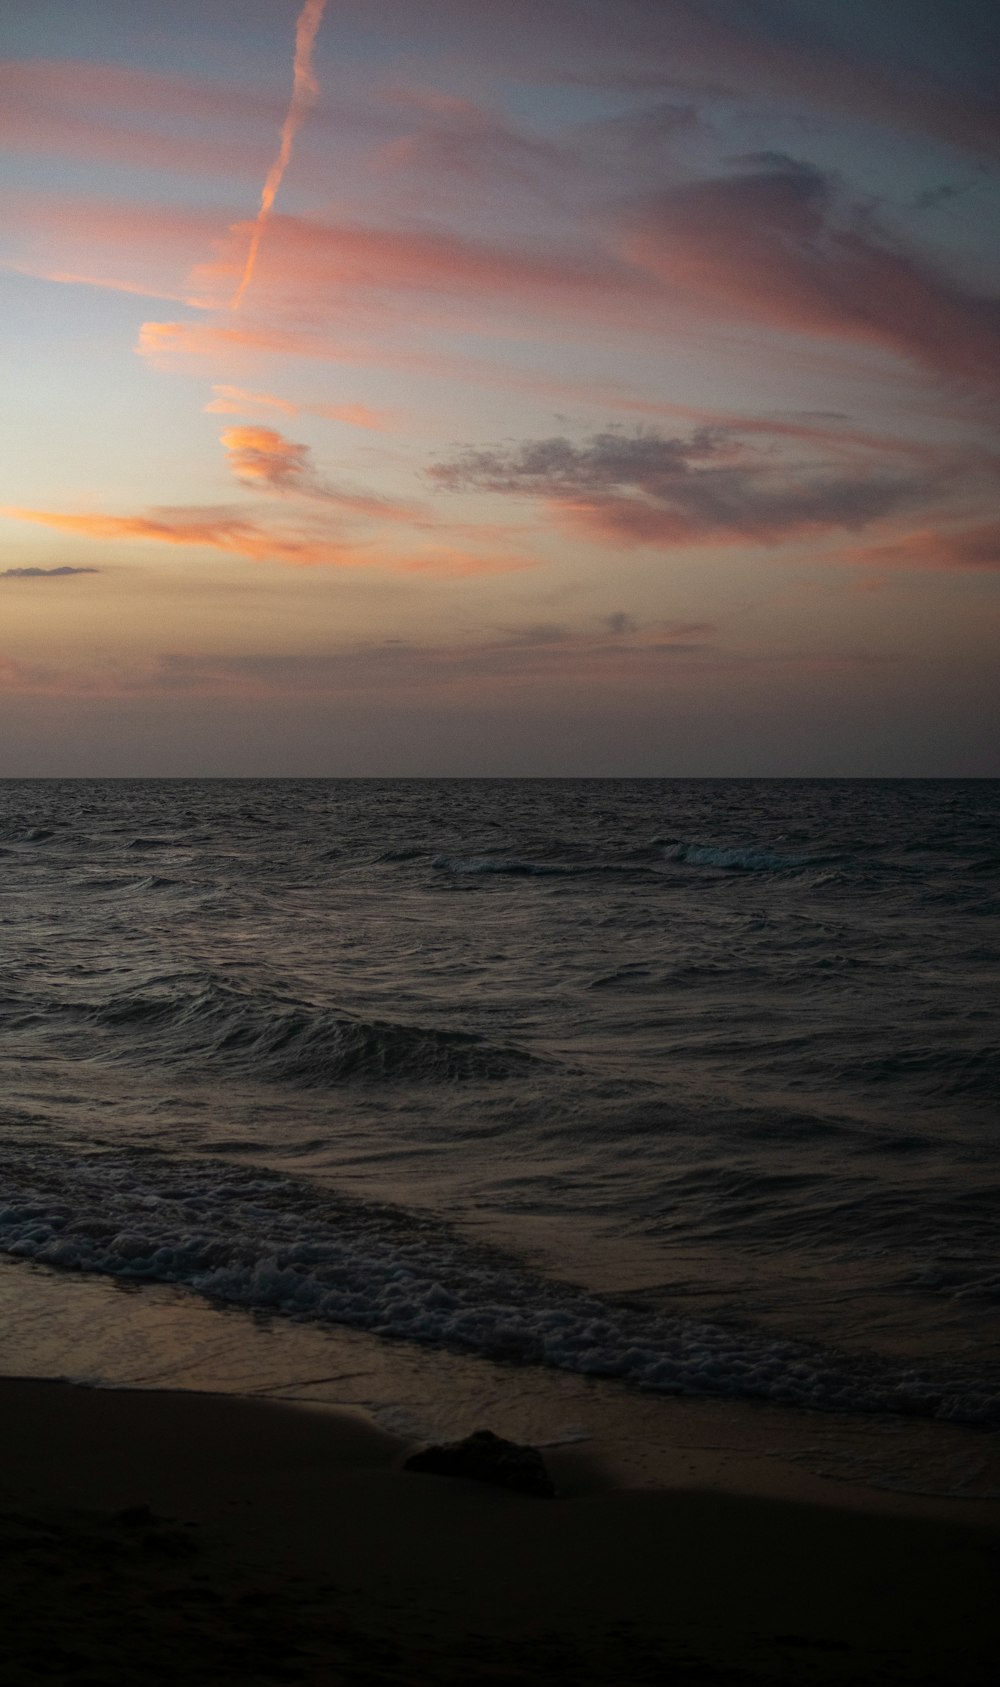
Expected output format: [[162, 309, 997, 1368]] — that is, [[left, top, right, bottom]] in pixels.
[[1, 778, 998, 1447]]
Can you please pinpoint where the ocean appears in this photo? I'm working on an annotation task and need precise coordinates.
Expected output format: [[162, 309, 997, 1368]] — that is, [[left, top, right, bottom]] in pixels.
[[2, 778, 998, 1477]]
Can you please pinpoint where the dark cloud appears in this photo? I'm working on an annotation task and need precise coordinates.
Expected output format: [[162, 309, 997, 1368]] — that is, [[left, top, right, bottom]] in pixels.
[[579, 100, 702, 160], [911, 175, 985, 212], [0, 566, 100, 578], [625, 159, 1000, 388], [544, 0, 1000, 158], [431, 426, 924, 548]]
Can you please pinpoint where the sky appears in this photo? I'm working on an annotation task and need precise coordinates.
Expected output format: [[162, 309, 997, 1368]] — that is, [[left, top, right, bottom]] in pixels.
[[1, 0, 998, 775]]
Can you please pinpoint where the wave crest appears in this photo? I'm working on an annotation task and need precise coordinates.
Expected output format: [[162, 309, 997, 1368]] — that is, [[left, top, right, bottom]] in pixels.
[[51, 979, 540, 1086], [661, 839, 821, 872]]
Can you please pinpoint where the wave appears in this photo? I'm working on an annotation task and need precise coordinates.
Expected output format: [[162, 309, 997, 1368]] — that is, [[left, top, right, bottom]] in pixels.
[[1, 1145, 995, 1427], [844, 1044, 1000, 1101], [660, 839, 823, 872], [432, 855, 583, 877], [33, 978, 540, 1086], [430, 837, 832, 877]]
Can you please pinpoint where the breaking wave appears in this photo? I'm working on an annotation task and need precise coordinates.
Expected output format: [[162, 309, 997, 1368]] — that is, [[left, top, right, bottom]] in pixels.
[[660, 839, 823, 872], [1, 1145, 995, 1427]]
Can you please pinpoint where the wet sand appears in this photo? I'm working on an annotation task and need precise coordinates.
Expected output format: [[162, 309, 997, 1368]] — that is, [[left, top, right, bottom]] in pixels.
[[1, 1375, 998, 1685]]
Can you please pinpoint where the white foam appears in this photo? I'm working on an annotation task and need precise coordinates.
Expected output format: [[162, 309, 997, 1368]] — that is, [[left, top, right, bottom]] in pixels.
[[0, 1144, 994, 1428]]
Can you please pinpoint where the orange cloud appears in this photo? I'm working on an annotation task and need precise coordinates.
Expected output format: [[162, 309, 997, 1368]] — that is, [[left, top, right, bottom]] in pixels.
[[205, 385, 391, 430], [220, 425, 311, 488], [217, 427, 424, 519], [0, 505, 358, 567], [0, 504, 532, 577]]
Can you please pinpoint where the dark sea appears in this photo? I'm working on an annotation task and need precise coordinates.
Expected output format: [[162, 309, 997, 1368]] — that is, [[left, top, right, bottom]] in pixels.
[[2, 779, 998, 1472]]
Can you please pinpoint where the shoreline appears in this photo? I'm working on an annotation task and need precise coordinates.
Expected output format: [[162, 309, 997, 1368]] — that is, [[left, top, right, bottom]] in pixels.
[[3, 1372, 999, 1685]]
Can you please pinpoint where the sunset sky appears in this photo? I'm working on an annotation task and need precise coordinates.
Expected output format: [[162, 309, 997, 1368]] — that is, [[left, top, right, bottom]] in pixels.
[[2, 0, 998, 774]]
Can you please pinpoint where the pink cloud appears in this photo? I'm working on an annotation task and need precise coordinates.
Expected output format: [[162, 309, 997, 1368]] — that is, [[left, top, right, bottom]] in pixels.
[[842, 520, 1000, 572], [205, 385, 392, 430], [137, 319, 338, 370], [0, 59, 274, 183], [4, 190, 231, 306], [1, 260, 201, 306], [189, 209, 646, 328]]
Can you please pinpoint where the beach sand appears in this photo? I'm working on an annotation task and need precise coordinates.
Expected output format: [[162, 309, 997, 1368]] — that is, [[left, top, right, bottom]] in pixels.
[[1, 1375, 997, 1686]]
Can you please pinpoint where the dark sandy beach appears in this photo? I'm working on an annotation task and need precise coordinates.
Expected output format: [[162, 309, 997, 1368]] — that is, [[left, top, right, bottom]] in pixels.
[[1, 1376, 997, 1686]]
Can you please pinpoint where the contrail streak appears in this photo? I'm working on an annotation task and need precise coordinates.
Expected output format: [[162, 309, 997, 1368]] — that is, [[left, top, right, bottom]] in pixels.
[[231, 0, 328, 311]]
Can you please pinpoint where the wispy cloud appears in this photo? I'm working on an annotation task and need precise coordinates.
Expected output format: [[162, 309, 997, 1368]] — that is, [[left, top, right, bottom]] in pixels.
[[193, 209, 644, 328], [843, 520, 1000, 572], [217, 425, 423, 519], [136, 319, 329, 369], [3, 188, 243, 312], [0, 57, 280, 182], [230, 0, 328, 310], [0, 504, 532, 578], [372, 85, 565, 192], [1, 504, 359, 567], [0, 565, 100, 578], [135, 621, 890, 707], [205, 384, 392, 430], [0, 259, 202, 306]]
